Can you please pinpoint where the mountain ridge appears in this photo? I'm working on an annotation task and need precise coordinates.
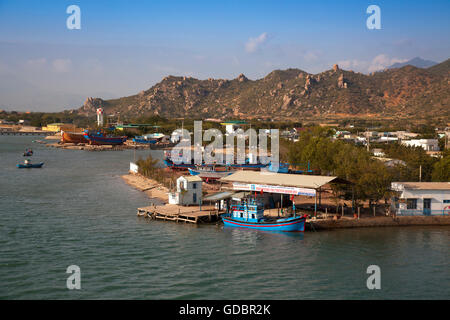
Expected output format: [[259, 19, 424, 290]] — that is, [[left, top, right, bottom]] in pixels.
[[388, 57, 438, 69], [75, 59, 450, 120]]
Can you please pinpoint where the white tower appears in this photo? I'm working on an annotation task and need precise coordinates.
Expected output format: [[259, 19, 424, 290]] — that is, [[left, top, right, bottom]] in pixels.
[[96, 108, 104, 127]]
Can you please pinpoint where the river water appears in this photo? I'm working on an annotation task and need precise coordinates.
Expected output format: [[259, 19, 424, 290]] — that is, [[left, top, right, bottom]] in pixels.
[[0, 136, 448, 299]]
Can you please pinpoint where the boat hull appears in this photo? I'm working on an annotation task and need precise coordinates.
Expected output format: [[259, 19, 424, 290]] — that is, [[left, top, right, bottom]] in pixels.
[[83, 133, 127, 145], [62, 131, 88, 144], [222, 215, 306, 232], [132, 138, 157, 144], [188, 167, 234, 181], [17, 162, 44, 168], [164, 159, 196, 170]]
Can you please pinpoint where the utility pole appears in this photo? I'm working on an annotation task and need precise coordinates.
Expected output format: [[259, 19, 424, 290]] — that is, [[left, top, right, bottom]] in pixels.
[[419, 165, 422, 182], [366, 131, 370, 152]]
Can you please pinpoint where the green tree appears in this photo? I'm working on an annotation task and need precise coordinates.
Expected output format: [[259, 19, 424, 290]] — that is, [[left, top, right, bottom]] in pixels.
[[432, 151, 450, 181]]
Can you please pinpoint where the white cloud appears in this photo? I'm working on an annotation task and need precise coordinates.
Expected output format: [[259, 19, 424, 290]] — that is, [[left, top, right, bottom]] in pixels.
[[338, 55, 407, 73], [52, 59, 72, 73], [368, 54, 407, 72], [245, 32, 268, 53]]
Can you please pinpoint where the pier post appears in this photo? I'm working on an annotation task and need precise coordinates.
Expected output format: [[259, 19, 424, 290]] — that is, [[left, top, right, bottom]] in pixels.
[[314, 192, 317, 217]]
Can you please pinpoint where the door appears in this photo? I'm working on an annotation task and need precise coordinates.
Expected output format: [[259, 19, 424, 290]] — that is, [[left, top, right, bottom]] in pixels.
[[423, 199, 431, 216], [193, 193, 197, 203]]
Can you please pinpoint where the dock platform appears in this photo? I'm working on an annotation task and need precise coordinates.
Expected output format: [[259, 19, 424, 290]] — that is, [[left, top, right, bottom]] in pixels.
[[137, 204, 222, 224]]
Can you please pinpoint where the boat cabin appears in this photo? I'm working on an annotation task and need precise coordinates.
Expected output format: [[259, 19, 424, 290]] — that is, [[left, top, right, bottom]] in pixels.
[[230, 197, 264, 222]]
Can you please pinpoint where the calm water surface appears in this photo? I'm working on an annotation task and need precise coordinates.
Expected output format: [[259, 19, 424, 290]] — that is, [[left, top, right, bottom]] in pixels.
[[0, 136, 449, 299]]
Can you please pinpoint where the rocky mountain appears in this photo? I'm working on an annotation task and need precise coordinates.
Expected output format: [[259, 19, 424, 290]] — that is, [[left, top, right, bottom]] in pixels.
[[388, 57, 437, 69], [76, 59, 450, 120]]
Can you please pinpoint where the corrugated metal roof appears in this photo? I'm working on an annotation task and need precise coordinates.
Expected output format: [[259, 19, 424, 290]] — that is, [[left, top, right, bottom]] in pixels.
[[220, 171, 339, 189], [203, 191, 235, 201], [393, 182, 450, 190]]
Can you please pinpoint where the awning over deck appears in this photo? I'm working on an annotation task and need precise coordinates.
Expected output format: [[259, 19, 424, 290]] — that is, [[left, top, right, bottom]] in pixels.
[[203, 191, 235, 202], [203, 191, 251, 202], [220, 171, 346, 190]]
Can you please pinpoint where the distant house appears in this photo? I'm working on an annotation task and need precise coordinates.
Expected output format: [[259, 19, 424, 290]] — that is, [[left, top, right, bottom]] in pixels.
[[18, 119, 30, 125], [42, 123, 75, 132], [220, 121, 246, 135], [376, 157, 406, 167], [372, 148, 386, 157], [168, 176, 203, 206], [401, 139, 440, 151], [391, 182, 450, 216], [378, 136, 398, 143], [392, 131, 419, 140]]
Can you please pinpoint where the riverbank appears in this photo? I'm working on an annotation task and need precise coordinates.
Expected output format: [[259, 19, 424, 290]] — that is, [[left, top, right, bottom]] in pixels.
[[121, 173, 169, 202]]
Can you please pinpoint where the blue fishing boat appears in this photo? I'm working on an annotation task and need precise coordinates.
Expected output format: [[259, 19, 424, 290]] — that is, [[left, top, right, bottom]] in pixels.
[[229, 158, 268, 169], [133, 137, 157, 144], [17, 160, 44, 168], [83, 130, 127, 145], [222, 197, 307, 232], [266, 161, 313, 174], [163, 158, 196, 170]]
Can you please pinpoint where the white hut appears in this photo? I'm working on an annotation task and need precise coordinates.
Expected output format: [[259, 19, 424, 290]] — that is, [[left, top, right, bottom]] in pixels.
[[168, 175, 203, 206]]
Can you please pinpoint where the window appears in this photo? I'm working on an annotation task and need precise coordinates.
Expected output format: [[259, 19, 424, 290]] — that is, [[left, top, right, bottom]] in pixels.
[[406, 198, 417, 210], [443, 200, 450, 204], [193, 193, 197, 203], [193, 183, 197, 189], [252, 214, 255, 219]]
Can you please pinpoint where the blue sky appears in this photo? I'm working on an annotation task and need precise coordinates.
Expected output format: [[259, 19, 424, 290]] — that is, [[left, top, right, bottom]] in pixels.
[[1, 0, 449, 111]]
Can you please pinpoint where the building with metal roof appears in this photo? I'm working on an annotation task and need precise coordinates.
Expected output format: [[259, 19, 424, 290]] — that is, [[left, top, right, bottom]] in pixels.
[[220, 171, 345, 190], [220, 171, 352, 215]]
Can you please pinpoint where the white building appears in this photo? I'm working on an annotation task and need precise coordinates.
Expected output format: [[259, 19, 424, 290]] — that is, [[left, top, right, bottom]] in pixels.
[[392, 131, 419, 140], [168, 175, 203, 206], [401, 139, 440, 151], [391, 182, 450, 216], [372, 148, 386, 157]]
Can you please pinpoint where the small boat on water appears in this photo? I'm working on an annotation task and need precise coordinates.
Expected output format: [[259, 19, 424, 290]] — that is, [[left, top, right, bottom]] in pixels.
[[23, 149, 33, 156], [83, 130, 127, 145], [17, 159, 44, 168], [222, 197, 307, 232], [61, 130, 88, 144]]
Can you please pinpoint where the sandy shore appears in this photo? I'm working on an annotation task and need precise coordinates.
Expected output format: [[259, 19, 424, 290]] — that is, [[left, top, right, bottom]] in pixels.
[[121, 173, 169, 203]]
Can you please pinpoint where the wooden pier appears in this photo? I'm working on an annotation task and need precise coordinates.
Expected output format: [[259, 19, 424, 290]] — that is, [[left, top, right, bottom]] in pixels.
[[137, 204, 222, 224]]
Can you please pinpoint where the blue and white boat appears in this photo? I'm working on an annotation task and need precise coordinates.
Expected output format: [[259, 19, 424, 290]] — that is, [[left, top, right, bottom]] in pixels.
[[17, 159, 44, 168], [222, 197, 307, 232], [132, 136, 157, 144]]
